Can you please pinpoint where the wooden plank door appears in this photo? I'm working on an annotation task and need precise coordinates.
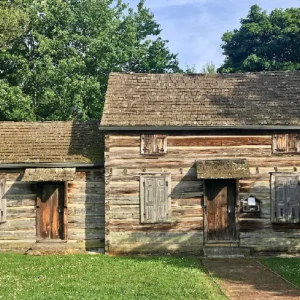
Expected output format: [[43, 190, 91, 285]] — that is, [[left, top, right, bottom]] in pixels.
[[37, 183, 65, 240], [204, 179, 237, 242]]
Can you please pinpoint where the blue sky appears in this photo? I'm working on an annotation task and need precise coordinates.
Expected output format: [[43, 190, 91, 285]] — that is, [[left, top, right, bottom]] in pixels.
[[126, 0, 300, 71]]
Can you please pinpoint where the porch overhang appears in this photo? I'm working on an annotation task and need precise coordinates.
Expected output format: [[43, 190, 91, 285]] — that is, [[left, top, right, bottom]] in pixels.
[[196, 159, 250, 179], [22, 168, 76, 182]]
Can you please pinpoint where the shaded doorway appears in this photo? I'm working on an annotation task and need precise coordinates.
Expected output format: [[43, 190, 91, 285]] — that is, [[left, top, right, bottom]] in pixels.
[[37, 183, 67, 241]]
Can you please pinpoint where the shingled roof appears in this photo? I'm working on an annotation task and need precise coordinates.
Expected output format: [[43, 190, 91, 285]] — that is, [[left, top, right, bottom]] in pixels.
[[0, 121, 104, 164], [101, 71, 300, 127]]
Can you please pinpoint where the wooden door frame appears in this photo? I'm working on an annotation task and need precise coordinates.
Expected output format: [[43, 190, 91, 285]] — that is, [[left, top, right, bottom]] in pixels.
[[203, 179, 240, 244], [36, 181, 68, 242]]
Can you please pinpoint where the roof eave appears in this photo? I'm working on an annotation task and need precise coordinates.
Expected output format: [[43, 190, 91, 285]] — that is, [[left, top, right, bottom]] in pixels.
[[98, 125, 300, 132]]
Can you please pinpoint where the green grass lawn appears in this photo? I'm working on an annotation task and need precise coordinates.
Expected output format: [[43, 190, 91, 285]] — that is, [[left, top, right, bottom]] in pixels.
[[0, 254, 225, 300], [260, 258, 300, 287]]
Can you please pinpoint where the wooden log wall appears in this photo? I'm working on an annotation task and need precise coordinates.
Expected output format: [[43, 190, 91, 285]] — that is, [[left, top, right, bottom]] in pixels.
[[0, 168, 104, 252], [106, 134, 300, 254]]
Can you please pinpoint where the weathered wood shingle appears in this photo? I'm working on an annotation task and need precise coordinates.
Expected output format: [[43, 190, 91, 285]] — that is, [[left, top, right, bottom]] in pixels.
[[0, 121, 104, 163], [101, 71, 300, 126]]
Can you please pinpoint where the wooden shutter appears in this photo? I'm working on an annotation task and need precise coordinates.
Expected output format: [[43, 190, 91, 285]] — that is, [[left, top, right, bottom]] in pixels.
[[156, 177, 168, 222], [143, 177, 156, 223], [275, 177, 288, 221], [273, 134, 287, 153], [273, 134, 300, 153], [141, 135, 167, 155], [285, 176, 300, 222], [140, 175, 170, 223], [155, 135, 167, 154], [141, 135, 154, 154], [274, 176, 300, 223], [287, 134, 300, 153], [0, 179, 6, 223]]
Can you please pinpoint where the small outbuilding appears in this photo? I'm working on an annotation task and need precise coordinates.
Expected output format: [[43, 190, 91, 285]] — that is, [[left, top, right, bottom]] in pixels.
[[0, 121, 104, 252]]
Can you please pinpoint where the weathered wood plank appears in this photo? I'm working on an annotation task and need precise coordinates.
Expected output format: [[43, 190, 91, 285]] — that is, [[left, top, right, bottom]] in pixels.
[[172, 198, 202, 206], [106, 156, 277, 168], [68, 216, 105, 227], [168, 136, 271, 147], [6, 198, 35, 207], [107, 220, 203, 232], [67, 182, 105, 194], [68, 194, 105, 204], [6, 207, 36, 219], [73, 169, 104, 181], [110, 231, 203, 244], [67, 229, 105, 240], [5, 182, 37, 195], [108, 243, 202, 254], [0, 218, 36, 230], [68, 204, 104, 216], [108, 147, 272, 159], [0, 171, 24, 181], [0, 230, 36, 240], [108, 135, 272, 148]]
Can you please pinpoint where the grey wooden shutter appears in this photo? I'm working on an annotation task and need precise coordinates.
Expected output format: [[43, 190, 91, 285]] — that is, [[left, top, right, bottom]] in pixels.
[[141, 175, 170, 223], [285, 176, 300, 222], [142, 177, 156, 223], [156, 177, 168, 222], [0, 179, 6, 223], [275, 176, 300, 223], [275, 176, 287, 221]]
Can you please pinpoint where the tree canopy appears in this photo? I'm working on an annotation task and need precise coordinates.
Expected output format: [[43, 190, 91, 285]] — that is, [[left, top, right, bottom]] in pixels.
[[218, 5, 300, 73], [0, 0, 181, 121], [0, 0, 28, 49]]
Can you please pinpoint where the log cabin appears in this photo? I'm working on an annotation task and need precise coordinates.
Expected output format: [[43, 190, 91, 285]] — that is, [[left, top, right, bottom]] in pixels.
[[1, 71, 300, 256], [99, 71, 300, 256], [0, 121, 105, 252]]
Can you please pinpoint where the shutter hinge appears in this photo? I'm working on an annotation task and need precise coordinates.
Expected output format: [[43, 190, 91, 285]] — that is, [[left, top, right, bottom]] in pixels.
[[166, 181, 168, 187], [143, 181, 145, 187], [1, 210, 3, 217]]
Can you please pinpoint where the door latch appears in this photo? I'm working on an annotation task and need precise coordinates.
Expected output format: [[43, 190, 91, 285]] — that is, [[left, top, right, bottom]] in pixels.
[[227, 206, 234, 214]]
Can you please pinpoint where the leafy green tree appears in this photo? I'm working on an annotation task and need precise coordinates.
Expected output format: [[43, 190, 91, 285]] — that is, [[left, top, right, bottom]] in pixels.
[[0, 80, 34, 121], [184, 65, 197, 73], [201, 63, 216, 74], [0, 0, 28, 49], [0, 0, 181, 121], [218, 5, 300, 73]]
